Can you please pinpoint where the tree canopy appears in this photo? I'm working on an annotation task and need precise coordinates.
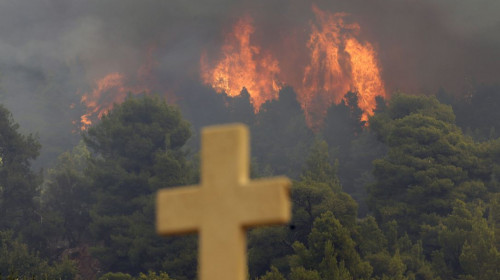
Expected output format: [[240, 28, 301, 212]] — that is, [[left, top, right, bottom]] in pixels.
[[369, 94, 489, 235], [84, 95, 196, 276], [0, 104, 40, 233], [3, 90, 500, 279]]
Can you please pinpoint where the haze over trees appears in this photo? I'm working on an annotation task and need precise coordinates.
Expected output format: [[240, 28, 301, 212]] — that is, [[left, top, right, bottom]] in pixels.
[[1, 85, 500, 279], [0, 1, 499, 279]]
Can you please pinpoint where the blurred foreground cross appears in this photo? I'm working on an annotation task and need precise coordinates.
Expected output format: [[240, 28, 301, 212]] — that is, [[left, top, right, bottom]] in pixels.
[[156, 123, 291, 280]]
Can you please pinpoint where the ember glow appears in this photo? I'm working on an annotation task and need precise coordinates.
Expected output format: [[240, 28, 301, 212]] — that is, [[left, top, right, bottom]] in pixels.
[[78, 48, 160, 130], [298, 8, 353, 127], [298, 5, 386, 126], [345, 38, 386, 121], [201, 5, 386, 128], [80, 6, 386, 131], [79, 72, 150, 130], [200, 16, 282, 111]]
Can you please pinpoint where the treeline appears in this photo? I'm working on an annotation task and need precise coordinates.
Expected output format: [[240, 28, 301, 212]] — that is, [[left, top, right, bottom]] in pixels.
[[1, 83, 500, 279], [251, 93, 500, 279]]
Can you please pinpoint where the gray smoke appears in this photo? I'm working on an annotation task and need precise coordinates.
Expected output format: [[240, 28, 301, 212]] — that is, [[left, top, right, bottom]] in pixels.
[[0, 0, 499, 165], [1, 0, 499, 96]]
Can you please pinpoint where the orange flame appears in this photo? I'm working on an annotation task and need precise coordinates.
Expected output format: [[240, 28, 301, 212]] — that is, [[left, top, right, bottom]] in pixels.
[[298, 8, 353, 126], [79, 72, 150, 130], [345, 37, 386, 121], [200, 16, 281, 111], [78, 47, 163, 130], [298, 5, 386, 127], [201, 6, 386, 129]]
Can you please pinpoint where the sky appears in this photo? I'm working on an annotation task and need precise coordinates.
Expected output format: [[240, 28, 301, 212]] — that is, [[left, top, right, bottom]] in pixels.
[[0, 0, 499, 135]]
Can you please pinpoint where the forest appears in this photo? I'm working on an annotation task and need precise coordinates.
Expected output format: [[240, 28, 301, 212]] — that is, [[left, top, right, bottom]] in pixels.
[[1, 83, 500, 279], [1, 0, 500, 279]]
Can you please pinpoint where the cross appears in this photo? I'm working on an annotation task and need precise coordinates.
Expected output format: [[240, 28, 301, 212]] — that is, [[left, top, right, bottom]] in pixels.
[[156, 124, 291, 280]]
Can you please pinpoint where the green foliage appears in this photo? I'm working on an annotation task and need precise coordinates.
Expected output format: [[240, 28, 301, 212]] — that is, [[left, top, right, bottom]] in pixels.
[[292, 140, 357, 242], [0, 65, 83, 170], [301, 140, 339, 189], [306, 211, 371, 278], [5, 87, 500, 280], [323, 92, 387, 216], [318, 241, 353, 280], [257, 266, 286, 280], [420, 200, 500, 279], [339, 129, 387, 217], [252, 87, 315, 177], [99, 272, 133, 280], [0, 104, 41, 233], [369, 94, 488, 235], [251, 93, 479, 280], [98, 271, 174, 280], [383, 250, 406, 280], [364, 94, 500, 278], [292, 178, 358, 243], [288, 211, 372, 279], [0, 231, 47, 278], [323, 92, 364, 155], [136, 271, 174, 280], [41, 141, 92, 249], [45, 257, 78, 280], [84, 95, 196, 276], [0, 231, 77, 279], [481, 138, 500, 193], [357, 216, 387, 256], [249, 140, 362, 279], [248, 226, 292, 277], [289, 267, 322, 280]]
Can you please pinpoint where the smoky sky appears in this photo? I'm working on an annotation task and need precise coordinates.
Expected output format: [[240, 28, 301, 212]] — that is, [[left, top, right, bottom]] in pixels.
[[0, 0, 499, 122]]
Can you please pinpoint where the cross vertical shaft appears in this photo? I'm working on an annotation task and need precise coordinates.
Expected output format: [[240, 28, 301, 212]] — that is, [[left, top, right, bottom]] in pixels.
[[200, 220, 247, 280], [200, 125, 249, 280], [201, 124, 249, 187]]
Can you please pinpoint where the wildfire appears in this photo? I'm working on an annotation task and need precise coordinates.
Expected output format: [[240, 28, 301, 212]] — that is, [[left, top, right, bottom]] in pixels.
[[345, 38, 386, 121], [79, 6, 386, 132], [79, 72, 150, 130], [298, 8, 352, 126], [200, 16, 281, 111], [201, 5, 386, 128], [297, 5, 386, 126], [77, 47, 160, 130]]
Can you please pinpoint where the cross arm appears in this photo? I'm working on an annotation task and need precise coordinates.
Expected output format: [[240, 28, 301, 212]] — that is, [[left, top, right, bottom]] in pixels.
[[237, 176, 292, 227], [156, 185, 202, 235]]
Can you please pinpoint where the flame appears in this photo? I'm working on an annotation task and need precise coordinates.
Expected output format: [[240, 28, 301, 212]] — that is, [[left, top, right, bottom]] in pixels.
[[298, 5, 386, 127], [200, 16, 281, 111], [345, 38, 386, 121], [298, 8, 353, 127], [79, 72, 150, 130], [201, 5, 386, 129], [78, 47, 163, 130]]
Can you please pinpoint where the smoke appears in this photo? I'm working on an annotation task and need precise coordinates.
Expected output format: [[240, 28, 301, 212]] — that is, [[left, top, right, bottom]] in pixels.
[[1, 0, 499, 93], [0, 0, 499, 164]]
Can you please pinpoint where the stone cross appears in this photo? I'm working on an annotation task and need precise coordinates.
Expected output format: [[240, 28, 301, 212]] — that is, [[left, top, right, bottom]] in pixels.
[[156, 124, 291, 280]]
